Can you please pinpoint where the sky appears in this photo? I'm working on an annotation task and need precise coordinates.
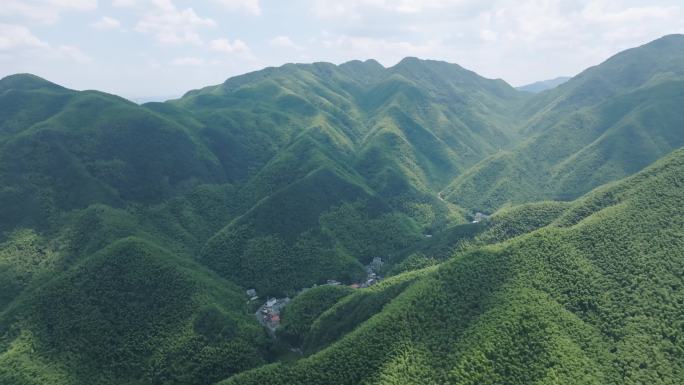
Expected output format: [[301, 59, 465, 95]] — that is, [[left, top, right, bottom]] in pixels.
[[2, 0, 683, 100]]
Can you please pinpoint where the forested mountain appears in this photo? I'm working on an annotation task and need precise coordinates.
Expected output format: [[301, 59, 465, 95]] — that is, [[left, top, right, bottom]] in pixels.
[[221, 146, 684, 385], [176, 58, 527, 294], [0, 55, 528, 385], [445, 34, 684, 212], [0, 56, 527, 298], [0, 74, 224, 232], [1, 35, 683, 385]]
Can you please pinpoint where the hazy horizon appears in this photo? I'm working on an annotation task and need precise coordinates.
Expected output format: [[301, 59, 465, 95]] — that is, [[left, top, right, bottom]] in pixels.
[[2, 0, 683, 99]]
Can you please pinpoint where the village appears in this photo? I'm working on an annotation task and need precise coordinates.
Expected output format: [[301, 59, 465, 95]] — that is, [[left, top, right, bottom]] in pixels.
[[251, 257, 385, 336], [251, 213, 489, 336], [471, 212, 489, 223]]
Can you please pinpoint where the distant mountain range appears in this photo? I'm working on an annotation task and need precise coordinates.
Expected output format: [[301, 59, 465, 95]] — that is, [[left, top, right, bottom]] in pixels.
[[516, 76, 571, 93], [1, 34, 683, 385], [130, 94, 182, 104]]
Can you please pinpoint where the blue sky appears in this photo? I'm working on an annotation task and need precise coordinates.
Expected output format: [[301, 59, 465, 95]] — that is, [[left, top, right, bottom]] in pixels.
[[2, 0, 683, 100]]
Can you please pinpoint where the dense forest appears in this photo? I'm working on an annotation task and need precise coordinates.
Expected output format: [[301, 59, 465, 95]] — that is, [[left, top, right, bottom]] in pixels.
[[222, 147, 684, 385], [0, 35, 683, 385]]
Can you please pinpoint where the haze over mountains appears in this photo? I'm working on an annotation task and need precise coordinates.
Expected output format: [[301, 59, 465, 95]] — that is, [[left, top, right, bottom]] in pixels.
[[0, 34, 683, 385], [516, 76, 571, 93]]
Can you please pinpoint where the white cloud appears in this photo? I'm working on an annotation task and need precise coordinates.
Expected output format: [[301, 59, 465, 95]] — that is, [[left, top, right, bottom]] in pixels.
[[112, 0, 137, 7], [480, 29, 497, 42], [269, 35, 304, 50], [215, 0, 261, 15], [384, 0, 464, 14], [0, 23, 49, 50], [171, 56, 205, 66], [582, 3, 677, 24], [303, 0, 684, 85], [3, 0, 684, 97], [47, 0, 97, 11], [320, 34, 444, 64], [311, 0, 467, 19], [91, 16, 121, 30], [209, 38, 249, 53], [0, 0, 97, 24], [55, 45, 92, 62], [135, 0, 216, 45], [0, 23, 91, 63]]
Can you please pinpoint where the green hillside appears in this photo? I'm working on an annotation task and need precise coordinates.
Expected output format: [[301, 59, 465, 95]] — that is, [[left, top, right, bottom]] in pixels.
[[221, 147, 684, 385], [0, 237, 268, 385], [277, 285, 354, 347], [0, 54, 529, 384], [445, 34, 684, 212], [0, 77, 224, 233], [173, 57, 526, 294], [0, 34, 683, 385], [0, 56, 525, 297]]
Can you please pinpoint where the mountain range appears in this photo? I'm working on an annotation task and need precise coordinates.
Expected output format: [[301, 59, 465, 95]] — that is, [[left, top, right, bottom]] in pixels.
[[0, 34, 683, 385]]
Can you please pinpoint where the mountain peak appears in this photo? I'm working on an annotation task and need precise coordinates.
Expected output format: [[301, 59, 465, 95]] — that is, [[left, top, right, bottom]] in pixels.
[[0, 73, 65, 92], [607, 33, 684, 63], [390, 57, 471, 74], [648, 33, 684, 46], [396, 56, 421, 65], [337, 59, 387, 83], [391, 56, 441, 71], [339, 58, 385, 71], [363, 58, 383, 67]]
